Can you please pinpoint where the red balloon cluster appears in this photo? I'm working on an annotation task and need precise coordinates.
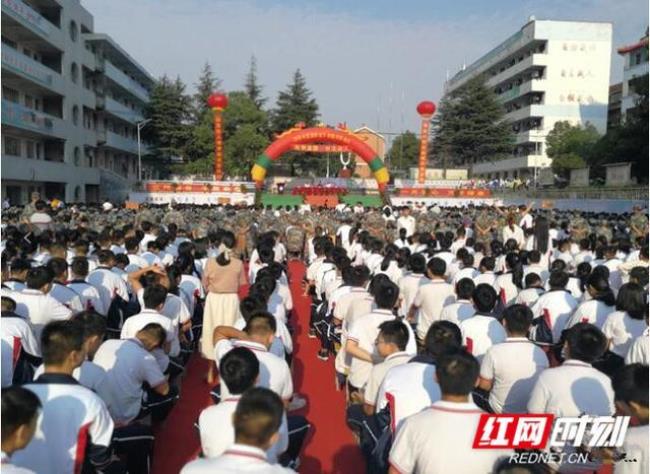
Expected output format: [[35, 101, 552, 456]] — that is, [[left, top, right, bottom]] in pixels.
[[207, 92, 229, 109], [416, 100, 436, 118]]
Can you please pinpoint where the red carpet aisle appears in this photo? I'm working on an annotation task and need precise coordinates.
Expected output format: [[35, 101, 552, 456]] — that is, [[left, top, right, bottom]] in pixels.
[[151, 260, 365, 474]]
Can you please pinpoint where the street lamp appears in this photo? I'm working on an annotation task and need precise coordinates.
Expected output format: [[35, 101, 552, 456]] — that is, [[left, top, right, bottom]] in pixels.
[[136, 119, 152, 182]]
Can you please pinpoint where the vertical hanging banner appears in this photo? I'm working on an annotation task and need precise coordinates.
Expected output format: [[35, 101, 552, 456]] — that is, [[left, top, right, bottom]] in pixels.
[[207, 92, 229, 181], [416, 101, 436, 184]]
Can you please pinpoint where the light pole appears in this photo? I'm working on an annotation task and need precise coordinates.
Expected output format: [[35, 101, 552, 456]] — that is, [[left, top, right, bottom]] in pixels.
[[136, 119, 151, 182]]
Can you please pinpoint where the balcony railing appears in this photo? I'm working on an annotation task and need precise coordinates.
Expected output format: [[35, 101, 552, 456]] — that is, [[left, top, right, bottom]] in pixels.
[[105, 131, 139, 154], [1, 0, 62, 45], [104, 61, 149, 102], [104, 96, 144, 124], [1, 99, 66, 138], [1, 45, 63, 93]]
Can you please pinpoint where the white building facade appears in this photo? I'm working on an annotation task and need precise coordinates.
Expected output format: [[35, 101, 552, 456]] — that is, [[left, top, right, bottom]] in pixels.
[[1, 0, 154, 204], [617, 31, 648, 121], [445, 19, 612, 180]]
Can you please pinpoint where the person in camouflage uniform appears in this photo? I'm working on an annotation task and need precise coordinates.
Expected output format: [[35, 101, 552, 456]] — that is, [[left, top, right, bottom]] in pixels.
[[630, 206, 649, 240], [474, 208, 493, 245], [285, 215, 306, 258], [595, 219, 613, 242], [571, 212, 590, 241]]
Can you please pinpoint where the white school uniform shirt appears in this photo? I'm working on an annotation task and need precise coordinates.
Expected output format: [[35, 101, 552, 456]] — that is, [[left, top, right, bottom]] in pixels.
[[346, 309, 416, 389], [305, 256, 324, 282], [473, 271, 497, 287], [480, 337, 549, 413], [494, 273, 519, 306], [67, 280, 107, 315], [49, 282, 84, 312], [127, 253, 149, 270], [515, 287, 544, 307], [435, 251, 455, 269], [120, 308, 176, 368], [565, 300, 614, 330], [273, 242, 287, 263], [397, 215, 416, 237], [336, 224, 352, 253], [519, 213, 533, 230], [366, 253, 383, 275], [12, 375, 114, 474], [389, 400, 512, 474], [275, 282, 293, 312], [601, 311, 648, 358], [1, 314, 40, 387], [363, 351, 412, 407], [215, 340, 293, 401], [233, 316, 293, 358], [377, 260, 403, 285], [412, 280, 456, 340], [198, 395, 288, 462], [3, 279, 26, 292], [573, 250, 594, 266], [625, 327, 649, 364], [314, 261, 336, 298], [87, 267, 129, 312], [139, 233, 157, 252], [502, 225, 525, 248], [522, 264, 549, 284], [530, 290, 578, 343], [93, 338, 167, 424], [33, 360, 114, 414], [397, 272, 428, 318], [109, 244, 126, 255], [328, 284, 352, 316], [136, 289, 191, 355], [615, 425, 649, 474], [11, 289, 72, 340], [603, 258, 624, 291], [140, 251, 162, 266], [180, 273, 205, 307], [451, 267, 479, 286], [439, 299, 475, 325], [0, 452, 35, 474], [180, 444, 295, 474], [460, 314, 507, 363]]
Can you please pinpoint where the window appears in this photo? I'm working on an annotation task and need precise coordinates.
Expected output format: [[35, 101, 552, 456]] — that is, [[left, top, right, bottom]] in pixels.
[[73, 147, 81, 166], [2, 86, 19, 103], [69, 20, 78, 42], [24, 94, 34, 109], [4, 136, 20, 156], [634, 53, 642, 65], [72, 105, 79, 126], [70, 62, 78, 83], [1, 36, 17, 49], [25, 141, 35, 158], [74, 186, 81, 200]]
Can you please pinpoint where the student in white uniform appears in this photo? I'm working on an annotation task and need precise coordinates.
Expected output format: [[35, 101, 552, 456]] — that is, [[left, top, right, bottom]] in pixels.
[[346, 281, 416, 392], [514, 273, 545, 307], [389, 351, 513, 474], [396, 207, 416, 238], [528, 323, 614, 473], [626, 327, 649, 365], [1, 297, 41, 388], [397, 254, 427, 319], [12, 320, 116, 474], [409, 258, 456, 341], [610, 364, 649, 474], [522, 250, 550, 284], [477, 304, 548, 413], [494, 253, 523, 307], [3, 258, 30, 292], [94, 323, 176, 424], [473, 256, 497, 287], [11, 267, 72, 340], [459, 284, 506, 363], [530, 270, 578, 344], [67, 257, 107, 315], [565, 273, 616, 329], [440, 278, 476, 325], [1, 385, 41, 474], [376, 321, 462, 432], [87, 250, 129, 319], [125, 237, 149, 272], [182, 388, 296, 474], [45, 258, 83, 312]]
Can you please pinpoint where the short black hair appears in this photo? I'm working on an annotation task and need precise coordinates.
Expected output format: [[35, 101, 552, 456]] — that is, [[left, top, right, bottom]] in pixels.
[[143, 284, 168, 309], [374, 280, 399, 309], [629, 266, 649, 287], [436, 351, 480, 397], [137, 323, 167, 348], [548, 270, 569, 290], [616, 283, 647, 320], [423, 321, 462, 361], [124, 237, 140, 252], [9, 258, 31, 273], [427, 257, 446, 277], [502, 304, 533, 335], [26, 266, 53, 290], [479, 256, 495, 271], [377, 320, 409, 351], [455, 278, 475, 300], [524, 272, 542, 288], [565, 323, 607, 363], [408, 253, 426, 274], [240, 296, 266, 323], [1, 386, 41, 442], [96, 249, 115, 265], [70, 310, 106, 339], [472, 284, 497, 313], [528, 250, 541, 263], [46, 257, 68, 278], [233, 387, 284, 446], [70, 257, 89, 277], [219, 347, 260, 395], [41, 320, 85, 365], [612, 363, 648, 408], [1, 296, 16, 312], [245, 311, 277, 336]]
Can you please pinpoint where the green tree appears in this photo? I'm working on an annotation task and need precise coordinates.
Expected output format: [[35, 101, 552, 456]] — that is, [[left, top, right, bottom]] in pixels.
[[143, 75, 192, 166], [192, 62, 222, 120], [432, 76, 514, 167], [270, 69, 320, 175], [387, 131, 420, 172], [244, 55, 266, 109], [546, 121, 599, 177]]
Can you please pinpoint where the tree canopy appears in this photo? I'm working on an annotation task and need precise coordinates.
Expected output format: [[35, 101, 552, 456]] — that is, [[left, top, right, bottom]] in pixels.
[[545, 121, 599, 177], [387, 131, 420, 172]]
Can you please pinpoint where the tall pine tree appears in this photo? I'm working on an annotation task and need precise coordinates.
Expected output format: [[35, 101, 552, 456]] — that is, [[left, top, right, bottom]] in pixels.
[[244, 55, 265, 109], [432, 76, 514, 168], [192, 62, 222, 120]]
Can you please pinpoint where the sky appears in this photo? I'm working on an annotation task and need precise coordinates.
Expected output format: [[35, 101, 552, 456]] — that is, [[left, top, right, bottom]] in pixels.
[[82, 0, 648, 133]]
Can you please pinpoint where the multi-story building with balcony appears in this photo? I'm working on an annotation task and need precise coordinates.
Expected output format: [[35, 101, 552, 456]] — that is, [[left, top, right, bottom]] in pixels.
[[445, 19, 612, 180], [617, 30, 648, 121], [1, 0, 154, 204]]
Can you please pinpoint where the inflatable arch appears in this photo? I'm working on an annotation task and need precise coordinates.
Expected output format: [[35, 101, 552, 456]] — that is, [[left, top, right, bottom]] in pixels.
[[251, 127, 390, 190]]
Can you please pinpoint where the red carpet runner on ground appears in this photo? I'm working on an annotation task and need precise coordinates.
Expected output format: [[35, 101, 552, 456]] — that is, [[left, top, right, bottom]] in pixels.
[[151, 260, 365, 474]]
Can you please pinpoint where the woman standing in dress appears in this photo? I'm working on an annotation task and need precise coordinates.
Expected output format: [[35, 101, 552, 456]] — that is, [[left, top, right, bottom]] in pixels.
[[201, 230, 247, 383]]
